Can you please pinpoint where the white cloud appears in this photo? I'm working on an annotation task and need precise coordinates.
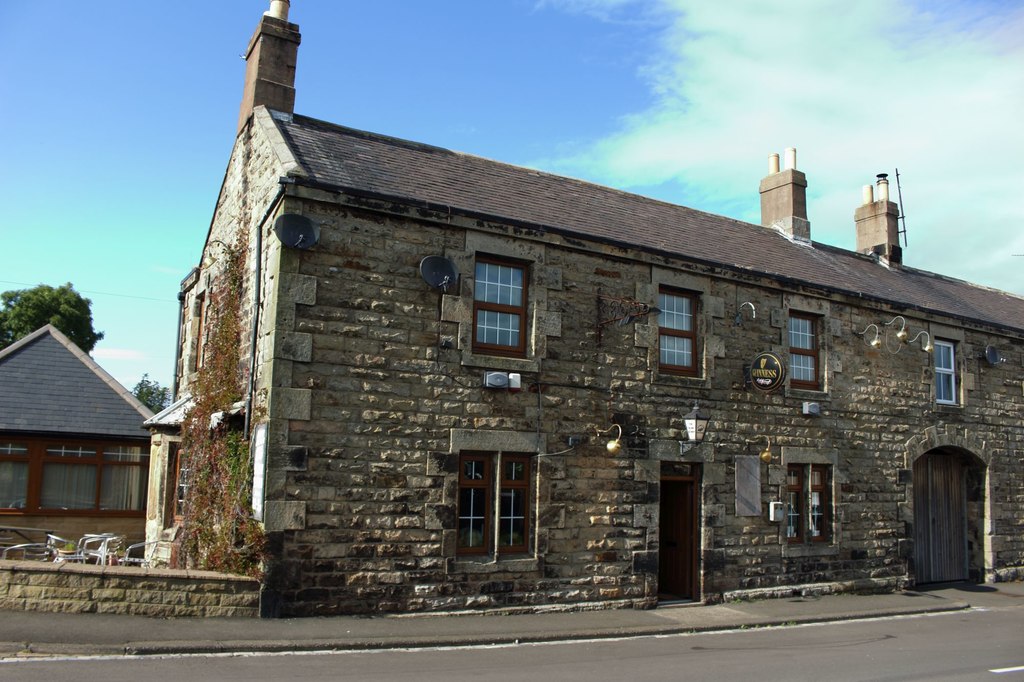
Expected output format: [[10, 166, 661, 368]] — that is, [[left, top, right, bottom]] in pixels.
[[539, 0, 1024, 294]]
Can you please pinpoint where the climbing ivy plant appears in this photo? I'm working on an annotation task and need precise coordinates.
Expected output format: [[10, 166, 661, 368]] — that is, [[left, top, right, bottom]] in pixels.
[[178, 230, 266, 577]]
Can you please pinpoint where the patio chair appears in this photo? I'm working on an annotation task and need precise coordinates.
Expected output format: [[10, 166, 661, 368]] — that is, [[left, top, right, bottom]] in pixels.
[[1, 543, 56, 561], [118, 540, 160, 568], [79, 534, 124, 565], [47, 534, 86, 562]]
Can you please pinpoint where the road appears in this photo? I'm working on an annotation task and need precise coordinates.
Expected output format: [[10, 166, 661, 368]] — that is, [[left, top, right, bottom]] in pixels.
[[2, 602, 1022, 682]]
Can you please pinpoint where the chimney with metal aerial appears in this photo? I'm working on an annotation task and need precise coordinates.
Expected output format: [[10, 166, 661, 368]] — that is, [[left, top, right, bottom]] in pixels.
[[237, 0, 301, 133], [759, 147, 810, 241], [855, 173, 902, 266]]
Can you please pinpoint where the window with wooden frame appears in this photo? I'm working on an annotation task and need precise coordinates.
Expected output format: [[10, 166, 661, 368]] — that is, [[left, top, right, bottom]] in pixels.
[[165, 441, 189, 523], [457, 452, 531, 556], [192, 293, 207, 371], [786, 464, 831, 544], [658, 288, 698, 375], [0, 437, 149, 515], [473, 256, 528, 357], [934, 339, 957, 405], [788, 312, 819, 389]]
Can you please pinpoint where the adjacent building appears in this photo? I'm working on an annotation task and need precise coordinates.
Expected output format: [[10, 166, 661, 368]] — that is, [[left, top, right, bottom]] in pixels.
[[0, 325, 152, 542], [146, 1, 1024, 616]]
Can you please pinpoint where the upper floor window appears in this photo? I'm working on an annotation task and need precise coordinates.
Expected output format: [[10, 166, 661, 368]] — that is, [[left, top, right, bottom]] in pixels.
[[473, 256, 527, 357], [788, 313, 819, 389], [658, 289, 697, 376], [934, 340, 957, 405], [457, 452, 531, 556]]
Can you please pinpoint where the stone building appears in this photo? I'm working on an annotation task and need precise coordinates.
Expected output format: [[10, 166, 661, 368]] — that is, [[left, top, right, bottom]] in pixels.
[[146, 1, 1024, 616]]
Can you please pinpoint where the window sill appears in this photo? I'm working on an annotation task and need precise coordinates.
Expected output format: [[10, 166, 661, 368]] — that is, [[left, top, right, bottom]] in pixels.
[[451, 556, 540, 574], [460, 352, 539, 374], [653, 372, 708, 388], [785, 387, 829, 401], [782, 542, 838, 558]]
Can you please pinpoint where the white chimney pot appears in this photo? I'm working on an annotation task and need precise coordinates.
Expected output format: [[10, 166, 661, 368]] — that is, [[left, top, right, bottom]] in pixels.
[[876, 175, 890, 202], [784, 147, 797, 170], [862, 184, 874, 205], [267, 0, 290, 20], [768, 153, 780, 175]]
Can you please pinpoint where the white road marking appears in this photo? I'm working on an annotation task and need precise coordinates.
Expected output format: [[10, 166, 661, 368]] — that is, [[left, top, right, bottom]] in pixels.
[[990, 665, 1024, 674]]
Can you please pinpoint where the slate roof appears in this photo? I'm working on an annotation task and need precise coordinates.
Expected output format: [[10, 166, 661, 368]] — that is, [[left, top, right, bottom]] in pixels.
[[270, 111, 1024, 334], [0, 326, 152, 439]]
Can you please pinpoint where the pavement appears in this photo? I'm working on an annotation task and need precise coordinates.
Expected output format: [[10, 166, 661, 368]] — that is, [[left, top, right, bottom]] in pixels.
[[2, 581, 1022, 658]]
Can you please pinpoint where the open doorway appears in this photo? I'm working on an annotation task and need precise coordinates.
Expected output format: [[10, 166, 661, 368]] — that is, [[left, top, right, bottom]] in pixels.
[[659, 463, 700, 601]]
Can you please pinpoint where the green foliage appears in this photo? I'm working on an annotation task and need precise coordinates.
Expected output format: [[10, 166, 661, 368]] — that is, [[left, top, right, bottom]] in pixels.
[[0, 282, 104, 352], [178, 233, 265, 577], [132, 373, 172, 412]]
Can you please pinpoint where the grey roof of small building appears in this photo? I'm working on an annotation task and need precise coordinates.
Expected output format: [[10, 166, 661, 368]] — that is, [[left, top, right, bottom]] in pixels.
[[270, 111, 1024, 334], [0, 325, 152, 439]]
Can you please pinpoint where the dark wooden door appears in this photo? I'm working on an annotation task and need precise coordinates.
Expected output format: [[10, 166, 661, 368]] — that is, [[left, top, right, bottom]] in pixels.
[[659, 478, 698, 600], [913, 454, 968, 583]]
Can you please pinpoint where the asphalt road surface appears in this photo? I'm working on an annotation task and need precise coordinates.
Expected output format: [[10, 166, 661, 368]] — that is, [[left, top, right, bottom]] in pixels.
[[2, 603, 1022, 681]]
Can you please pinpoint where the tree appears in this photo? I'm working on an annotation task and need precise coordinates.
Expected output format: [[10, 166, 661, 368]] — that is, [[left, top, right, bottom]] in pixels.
[[0, 283, 104, 352], [132, 373, 172, 412]]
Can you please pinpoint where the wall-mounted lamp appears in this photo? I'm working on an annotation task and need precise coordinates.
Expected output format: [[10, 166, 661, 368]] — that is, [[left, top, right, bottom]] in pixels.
[[884, 315, 908, 342], [598, 424, 623, 454], [734, 301, 757, 326], [683, 403, 710, 443], [908, 330, 933, 352], [759, 438, 772, 463], [857, 323, 881, 348]]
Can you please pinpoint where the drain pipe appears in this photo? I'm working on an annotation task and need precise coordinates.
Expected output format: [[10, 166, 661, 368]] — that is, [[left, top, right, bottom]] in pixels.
[[171, 289, 186, 402], [244, 181, 289, 435]]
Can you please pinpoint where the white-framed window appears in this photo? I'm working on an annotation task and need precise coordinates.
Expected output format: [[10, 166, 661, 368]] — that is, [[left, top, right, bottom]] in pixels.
[[934, 339, 957, 405]]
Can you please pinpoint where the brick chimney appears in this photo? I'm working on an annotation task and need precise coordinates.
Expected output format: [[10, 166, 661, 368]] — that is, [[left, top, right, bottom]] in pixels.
[[855, 174, 902, 265], [237, 0, 301, 133], [759, 148, 810, 241]]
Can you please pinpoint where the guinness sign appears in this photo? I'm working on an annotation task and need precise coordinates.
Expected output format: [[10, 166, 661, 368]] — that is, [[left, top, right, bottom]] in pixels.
[[749, 351, 786, 393]]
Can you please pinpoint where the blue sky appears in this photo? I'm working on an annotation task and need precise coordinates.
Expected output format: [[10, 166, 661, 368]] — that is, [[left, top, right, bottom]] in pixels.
[[2, 0, 1022, 392]]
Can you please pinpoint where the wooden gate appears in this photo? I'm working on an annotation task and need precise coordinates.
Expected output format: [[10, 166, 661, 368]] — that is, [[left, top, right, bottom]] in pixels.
[[659, 467, 699, 601], [913, 453, 968, 583]]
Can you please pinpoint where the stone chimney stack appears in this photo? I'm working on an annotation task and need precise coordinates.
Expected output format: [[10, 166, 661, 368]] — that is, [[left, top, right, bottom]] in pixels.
[[237, 0, 301, 133], [759, 147, 810, 241], [855, 173, 902, 265]]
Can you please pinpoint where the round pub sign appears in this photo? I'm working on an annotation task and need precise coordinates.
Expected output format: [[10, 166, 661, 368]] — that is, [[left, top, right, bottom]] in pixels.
[[749, 351, 786, 393]]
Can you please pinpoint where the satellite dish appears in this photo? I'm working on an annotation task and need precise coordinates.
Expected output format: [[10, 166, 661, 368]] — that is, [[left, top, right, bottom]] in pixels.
[[419, 256, 459, 293], [984, 345, 1004, 365], [273, 214, 320, 250]]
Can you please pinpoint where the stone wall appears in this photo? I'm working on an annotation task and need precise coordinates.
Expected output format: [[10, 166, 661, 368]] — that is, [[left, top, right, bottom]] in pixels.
[[246, 182, 1024, 616], [166, 107, 1024, 617], [0, 561, 259, 617]]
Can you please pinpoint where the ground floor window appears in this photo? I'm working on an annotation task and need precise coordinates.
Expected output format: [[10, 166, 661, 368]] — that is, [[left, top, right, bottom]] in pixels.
[[0, 436, 148, 514], [458, 451, 531, 556], [786, 464, 831, 543]]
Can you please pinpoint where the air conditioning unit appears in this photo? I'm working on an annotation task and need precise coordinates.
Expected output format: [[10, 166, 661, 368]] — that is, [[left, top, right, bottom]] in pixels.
[[769, 501, 785, 522]]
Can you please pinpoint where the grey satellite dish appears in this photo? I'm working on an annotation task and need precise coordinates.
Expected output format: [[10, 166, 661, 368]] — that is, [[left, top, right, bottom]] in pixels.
[[984, 345, 1004, 365], [273, 214, 320, 250], [419, 256, 459, 292]]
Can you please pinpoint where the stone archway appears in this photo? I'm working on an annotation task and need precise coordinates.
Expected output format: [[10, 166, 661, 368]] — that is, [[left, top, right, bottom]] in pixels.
[[904, 427, 991, 584]]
